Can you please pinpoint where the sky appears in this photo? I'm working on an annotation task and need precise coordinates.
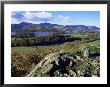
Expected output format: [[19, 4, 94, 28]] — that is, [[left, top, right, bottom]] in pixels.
[[11, 11, 100, 27]]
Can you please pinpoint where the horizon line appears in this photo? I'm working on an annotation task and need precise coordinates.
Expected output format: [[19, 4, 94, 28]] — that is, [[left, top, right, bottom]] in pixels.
[[11, 22, 100, 28]]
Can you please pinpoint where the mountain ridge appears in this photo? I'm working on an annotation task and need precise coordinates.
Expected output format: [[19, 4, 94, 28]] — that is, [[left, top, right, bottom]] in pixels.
[[11, 22, 100, 33]]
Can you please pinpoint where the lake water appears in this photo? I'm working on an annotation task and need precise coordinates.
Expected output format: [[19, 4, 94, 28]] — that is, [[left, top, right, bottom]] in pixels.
[[11, 32, 16, 36], [33, 32, 53, 36], [11, 31, 53, 37]]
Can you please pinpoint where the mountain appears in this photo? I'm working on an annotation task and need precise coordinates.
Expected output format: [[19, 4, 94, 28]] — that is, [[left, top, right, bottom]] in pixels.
[[11, 22, 100, 33], [65, 25, 99, 31], [11, 22, 32, 30]]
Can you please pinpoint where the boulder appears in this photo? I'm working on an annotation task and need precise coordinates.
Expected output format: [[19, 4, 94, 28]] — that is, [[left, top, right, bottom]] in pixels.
[[69, 70, 76, 77], [27, 50, 100, 77]]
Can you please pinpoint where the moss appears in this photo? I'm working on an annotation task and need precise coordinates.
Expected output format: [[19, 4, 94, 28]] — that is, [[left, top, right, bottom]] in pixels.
[[76, 61, 90, 73], [89, 46, 100, 53], [33, 67, 42, 76], [90, 66, 97, 75], [66, 65, 72, 71], [54, 70, 60, 77]]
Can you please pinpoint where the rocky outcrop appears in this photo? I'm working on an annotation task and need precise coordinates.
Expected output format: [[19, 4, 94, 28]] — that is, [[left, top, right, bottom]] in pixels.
[[27, 50, 100, 77]]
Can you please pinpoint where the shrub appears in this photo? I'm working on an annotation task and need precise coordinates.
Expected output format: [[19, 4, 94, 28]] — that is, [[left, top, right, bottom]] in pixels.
[[76, 61, 90, 75], [11, 52, 42, 77]]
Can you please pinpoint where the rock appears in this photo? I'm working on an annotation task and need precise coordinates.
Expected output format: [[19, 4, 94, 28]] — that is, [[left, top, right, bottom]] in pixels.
[[63, 73, 70, 77], [54, 70, 60, 77], [91, 60, 99, 67], [97, 69, 100, 77], [27, 49, 100, 77], [75, 55, 81, 60], [83, 69, 92, 77], [69, 70, 76, 77], [69, 61, 73, 66], [42, 64, 53, 74], [77, 70, 81, 76], [83, 49, 89, 58], [92, 75, 97, 77], [55, 59, 59, 65]]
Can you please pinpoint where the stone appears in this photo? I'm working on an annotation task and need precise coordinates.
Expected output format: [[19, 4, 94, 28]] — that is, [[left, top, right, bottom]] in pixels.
[[69, 70, 76, 77], [83, 49, 89, 58], [27, 49, 100, 77], [63, 73, 70, 77], [75, 55, 81, 60]]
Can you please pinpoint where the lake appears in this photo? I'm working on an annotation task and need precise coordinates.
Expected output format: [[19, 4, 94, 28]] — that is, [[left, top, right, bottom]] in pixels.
[[33, 31, 53, 36], [11, 31, 54, 37], [11, 32, 16, 36]]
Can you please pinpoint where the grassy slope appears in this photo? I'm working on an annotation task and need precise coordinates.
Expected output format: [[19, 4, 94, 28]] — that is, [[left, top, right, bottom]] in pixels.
[[12, 40, 100, 55], [62, 34, 88, 39]]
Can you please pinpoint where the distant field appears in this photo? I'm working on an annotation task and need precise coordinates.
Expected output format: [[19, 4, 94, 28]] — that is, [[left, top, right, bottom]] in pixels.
[[62, 34, 88, 39], [12, 47, 37, 54], [86, 40, 100, 48], [71, 34, 88, 39], [12, 40, 100, 55]]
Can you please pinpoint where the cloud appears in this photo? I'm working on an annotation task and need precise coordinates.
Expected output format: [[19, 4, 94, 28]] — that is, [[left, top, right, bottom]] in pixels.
[[24, 12, 34, 19], [11, 11, 53, 24], [11, 11, 72, 24], [58, 15, 70, 23], [23, 11, 53, 21], [20, 18, 42, 24], [11, 12, 16, 16], [11, 17, 20, 24], [35, 11, 53, 20], [11, 17, 42, 24]]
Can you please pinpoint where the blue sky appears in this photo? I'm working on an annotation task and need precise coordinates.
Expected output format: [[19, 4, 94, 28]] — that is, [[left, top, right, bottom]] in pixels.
[[11, 11, 100, 27]]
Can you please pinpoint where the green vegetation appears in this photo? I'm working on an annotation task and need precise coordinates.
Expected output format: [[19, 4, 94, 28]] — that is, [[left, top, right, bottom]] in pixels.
[[54, 70, 61, 77], [12, 47, 37, 54], [11, 34, 82, 47], [65, 34, 88, 39], [32, 67, 43, 77], [76, 61, 89, 73], [86, 40, 100, 48], [11, 31, 100, 77]]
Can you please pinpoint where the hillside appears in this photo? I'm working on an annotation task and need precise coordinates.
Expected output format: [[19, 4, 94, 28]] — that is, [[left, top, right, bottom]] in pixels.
[[11, 37, 100, 77], [11, 22, 100, 33]]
